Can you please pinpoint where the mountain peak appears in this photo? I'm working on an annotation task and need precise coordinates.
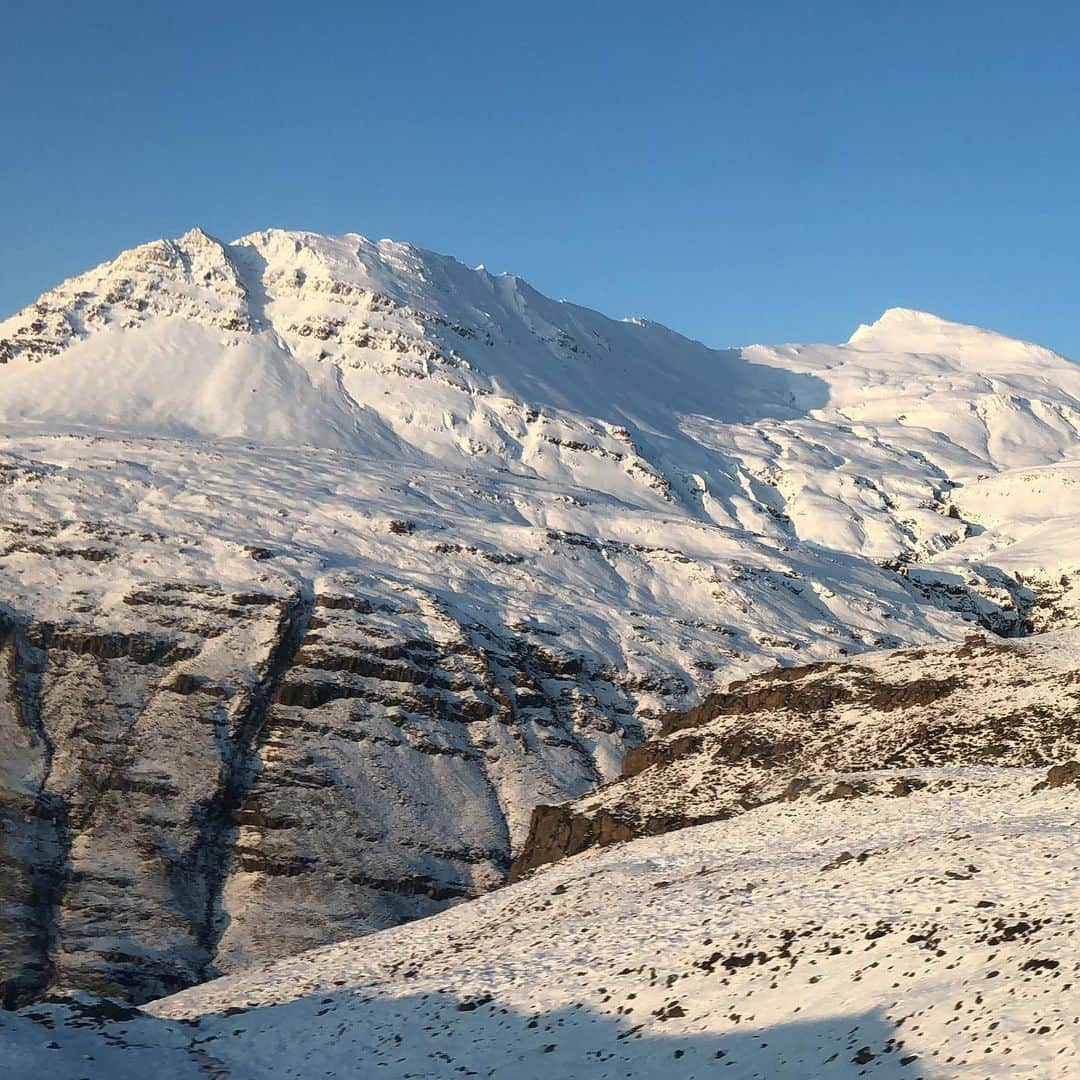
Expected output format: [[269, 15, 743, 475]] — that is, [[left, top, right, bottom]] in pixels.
[[178, 225, 219, 246], [848, 306, 965, 346], [5, 227, 1080, 1064], [847, 306, 1071, 370]]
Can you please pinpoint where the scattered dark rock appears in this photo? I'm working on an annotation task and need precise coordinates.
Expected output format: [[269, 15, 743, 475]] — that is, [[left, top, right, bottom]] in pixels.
[[1034, 760, 1080, 791]]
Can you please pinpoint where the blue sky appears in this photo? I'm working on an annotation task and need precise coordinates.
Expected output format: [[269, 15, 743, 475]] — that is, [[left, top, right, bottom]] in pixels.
[[3, 2, 1078, 355]]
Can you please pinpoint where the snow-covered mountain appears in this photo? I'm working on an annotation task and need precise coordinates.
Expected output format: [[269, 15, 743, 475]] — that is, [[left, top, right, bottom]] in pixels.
[[6, 229, 1080, 590], [2, 227, 1080, 1028]]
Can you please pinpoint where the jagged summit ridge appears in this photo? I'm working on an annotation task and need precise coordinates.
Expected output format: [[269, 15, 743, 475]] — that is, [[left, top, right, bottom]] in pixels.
[[5, 226, 1080, 489], [0, 226, 829, 462]]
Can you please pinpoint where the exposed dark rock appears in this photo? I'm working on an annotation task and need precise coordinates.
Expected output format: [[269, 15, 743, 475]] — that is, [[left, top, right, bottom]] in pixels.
[[1034, 760, 1080, 791], [0, 582, 643, 1005], [44, 628, 196, 665], [510, 635, 1080, 878], [509, 806, 635, 881]]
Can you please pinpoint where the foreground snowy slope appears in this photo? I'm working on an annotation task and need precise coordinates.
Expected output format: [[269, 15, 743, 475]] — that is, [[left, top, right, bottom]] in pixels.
[[3, 227, 1080, 1007], [4, 765, 1077, 1078]]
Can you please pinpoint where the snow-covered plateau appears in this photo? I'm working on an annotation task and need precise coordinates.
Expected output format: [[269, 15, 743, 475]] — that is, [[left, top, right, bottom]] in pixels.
[[0, 227, 1078, 1077]]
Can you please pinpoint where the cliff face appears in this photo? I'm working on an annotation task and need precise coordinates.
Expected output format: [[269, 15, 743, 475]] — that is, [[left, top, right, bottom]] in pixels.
[[510, 632, 1080, 879], [0, 589, 303, 1004], [0, 579, 649, 1006]]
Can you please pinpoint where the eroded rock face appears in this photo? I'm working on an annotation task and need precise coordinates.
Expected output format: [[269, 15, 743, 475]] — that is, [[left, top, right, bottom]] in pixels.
[[0, 585, 641, 1006], [1036, 760, 1080, 790], [511, 632, 1080, 878], [0, 590, 305, 1005], [1, 431, 1007, 1010]]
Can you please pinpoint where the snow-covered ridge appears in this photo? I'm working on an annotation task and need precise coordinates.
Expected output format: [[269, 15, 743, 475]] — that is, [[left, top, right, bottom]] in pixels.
[[0, 226, 819, 461], [5, 226, 1080, 566]]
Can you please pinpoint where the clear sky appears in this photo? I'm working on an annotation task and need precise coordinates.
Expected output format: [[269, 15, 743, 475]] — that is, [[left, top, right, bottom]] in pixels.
[[3, 1, 1078, 355]]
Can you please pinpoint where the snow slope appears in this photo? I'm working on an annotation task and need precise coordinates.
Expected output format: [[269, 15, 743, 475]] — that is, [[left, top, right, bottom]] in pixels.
[[3, 764, 1077, 1078], [5, 229, 1080, 587], [7, 227, 1080, 659]]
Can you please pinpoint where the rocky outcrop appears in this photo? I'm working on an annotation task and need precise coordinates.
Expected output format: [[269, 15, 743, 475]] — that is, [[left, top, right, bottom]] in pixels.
[[506, 799, 734, 883], [10, 588, 1075, 1005], [511, 633, 1080, 878], [0, 582, 643, 1006], [1035, 759, 1080, 790], [0, 589, 309, 1005]]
